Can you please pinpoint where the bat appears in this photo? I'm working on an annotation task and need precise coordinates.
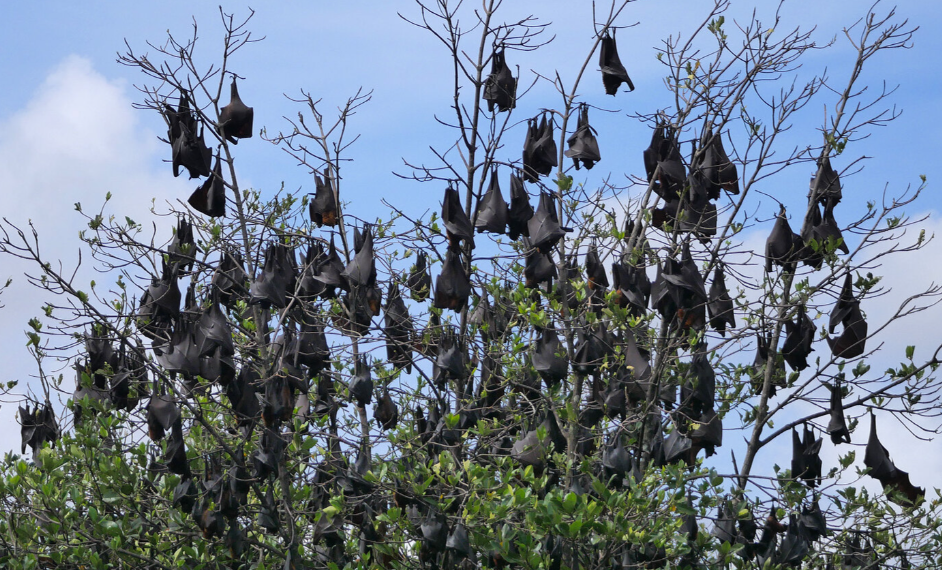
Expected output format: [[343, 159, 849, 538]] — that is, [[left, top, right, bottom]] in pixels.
[[311, 235, 347, 298], [293, 317, 330, 373], [774, 516, 810, 566], [483, 46, 517, 113], [809, 155, 842, 205], [252, 427, 286, 480], [522, 113, 558, 183], [599, 31, 635, 94], [339, 286, 378, 337], [258, 485, 279, 532], [342, 223, 377, 289], [507, 173, 533, 240], [573, 320, 615, 375], [782, 305, 815, 371], [349, 357, 373, 408], [172, 477, 197, 514], [527, 191, 570, 253], [800, 199, 848, 269], [218, 77, 254, 144], [446, 523, 474, 560], [168, 217, 198, 276], [196, 292, 234, 357], [707, 263, 736, 335], [523, 237, 557, 288], [309, 171, 338, 227], [585, 241, 609, 290], [172, 120, 213, 179], [698, 126, 739, 196], [374, 387, 399, 431], [864, 414, 925, 506], [433, 326, 467, 387], [146, 389, 181, 442], [164, 91, 197, 143], [689, 407, 723, 457], [407, 251, 433, 301], [677, 172, 718, 241], [827, 272, 868, 358], [679, 342, 715, 416], [564, 102, 601, 169], [212, 250, 247, 308], [475, 168, 509, 234], [826, 376, 851, 444], [249, 242, 296, 309], [138, 258, 181, 340], [188, 154, 226, 217], [796, 497, 827, 542], [791, 424, 823, 486], [442, 186, 475, 249], [164, 420, 190, 477], [18, 402, 59, 458], [421, 510, 448, 553], [663, 428, 696, 466], [384, 282, 414, 372], [750, 330, 787, 396], [653, 243, 707, 330], [642, 122, 685, 200], [601, 434, 634, 484], [531, 326, 568, 387], [765, 206, 801, 273], [611, 260, 650, 316], [262, 373, 294, 427], [434, 247, 471, 311]]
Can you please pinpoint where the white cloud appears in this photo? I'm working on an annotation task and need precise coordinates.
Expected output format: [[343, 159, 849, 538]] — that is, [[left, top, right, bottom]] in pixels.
[[0, 56, 188, 455]]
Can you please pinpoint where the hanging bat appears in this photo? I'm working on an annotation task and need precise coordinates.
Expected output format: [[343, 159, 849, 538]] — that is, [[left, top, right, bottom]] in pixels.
[[507, 173, 533, 240], [374, 388, 399, 431], [809, 155, 842, 205], [782, 305, 815, 371], [164, 420, 190, 477], [707, 263, 736, 335], [147, 390, 181, 442], [826, 376, 851, 444], [212, 250, 247, 308], [434, 246, 471, 311], [188, 154, 226, 217], [168, 217, 198, 276], [642, 122, 685, 200], [309, 171, 338, 227], [612, 260, 650, 316], [796, 497, 827, 542], [18, 402, 59, 458], [698, 126, 739, 196], [523, 237, 557, 288], [864, 414, 925, 506], [565, 103, 601, 169], [791, 424, 823, 486], [522, 113, 558, 182], [679, 342, 716, 417], [258, 485, 279, 532], [384, 282, 413, 372], [342, 223, 377, 289], [434, 327, 467, 386], [349, 356, 374, 407], [172, 121, 213, 179], [442, 186, 475, 249], [196, 292, 234, 357], [527, 191, 570, 253], [827, 272, 868, 358], [531, 326, 568, 387], [585, 241, 609, 290], [599, 31, 635, 94], [475, 168, 509, 234], [218, 77, 254, 144], [483, 46, 517, 113], [601, 434, 634, 484], [407, 251, 433, 301], [765, 206, 801, 273]]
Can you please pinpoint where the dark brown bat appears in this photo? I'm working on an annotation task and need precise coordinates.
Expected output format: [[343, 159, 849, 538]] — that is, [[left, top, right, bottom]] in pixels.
[[342, 223, 377, 289], [483, 46, 517, 113], [212, 249, 247, 308], [791, 424, 823, 486], [612, 260, 650, 316], [475, 168, 509, 234], [172, 120, 213, 179], [679, 342, 716, 418], [188, 154, 226, 217], [599, 31, 635, 94], [523, 236, 557, 288], [168, 217, 198, 276], [258, 485, 279, 532], [573, 320, 614, 375], [164, 420, 190, 478], [765, 206, 801, 273], [522, 113, 558, 182], [384, 282, 413, 373], [585, 241, 609, 290], [442, 186, 475, 249], [249, 242, 296, 309], [565, 103, 601, 169], [527, 191, 570, 253], [864, 414, 925, 506], [433, 327, 467, 387], [707, 263, 736, 335], [309, 171, 338, 227], [349, 357, 373, 407], [827, 272, 868, 358], [642, 122, 685, 200], [698, 126, 739, 196], [531, 326, 568, 387], [826, 376, 851, 444], [407, 251, 433, 301], [374, 387, 399, 431], [434, 247, 471, 311], [218, 77, 254, 144], [507, 173, 533, 240], [18, 402, 59, 458], [782, 305, 815, 371], [196, 292, 234, 357], [809, 155, 842, 205]]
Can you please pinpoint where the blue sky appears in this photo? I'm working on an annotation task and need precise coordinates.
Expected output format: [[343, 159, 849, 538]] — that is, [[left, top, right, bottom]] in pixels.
[[1, 1, 941, 493]]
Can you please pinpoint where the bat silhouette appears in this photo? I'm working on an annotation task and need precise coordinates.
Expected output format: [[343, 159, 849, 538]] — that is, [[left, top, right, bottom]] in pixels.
[[573, 320, 615, 375], [800, 199, 848, 269], [446, 522, 474, 561], [676, 171, 717, 241], [528, 191, 570, 253], [172, 477, 197, 514], [522, 113, 558, 182], [172, 121, 213, 179], [138, 258, 181, 340], [19, 402, 59, 458], [309, 172, 338, 227], [483, 46, 517, 113], [523, 236, 557, 288], [407, 252, 433, 301], [342, 223, 377, 289], [601, 434, 635, 484], [651, 243, 707, 330], [339, 285, 379, 337], [168, 217, 198, 276], [809, 155, 842, 205], [864, 414, 925, 506], [475, 168, 509, 234], [707, 264, 736, 335], [109, 342, 148, 411], [250, 242, 296, 309], [642, 122, 685, 200], [507, 173, 533, 240], [349, 357, 373, 407], [765, 206, 801, 273], [218, 77, 253, 144], [599, 31, 635, 94], [164, 420, 190, 477], [689, 407, 723, 457], [442, 186, 475, 249], [826, 376, 851, 444], [698, 126, 739, 196], [434, 247, 471, 311], [384, 282, 414, 373], [796, 497, 827, 542], [433, 327, 467, 387], [196, 292, 234, 357], [612, 260, 650, 316], [774, 516, 810, 567], [791, 424, 823, 486], [565, 103, 601, 169], [258, 485, 279, 532], [828, 272, 868, 358], [188, 155, 226, 217], [750, 330, 786, 396], [164, 91, 198, 143], [213, 250, 247, 308], [531, 326, 568, 387], [226, 366, 260, 436], [585, 241, 609, 291], [292, 317, 331, 373], [311, 235, 347, 298], [252, 427, 286, 480], [782, 305, 815, 371], [374, 387, 399, 431]]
